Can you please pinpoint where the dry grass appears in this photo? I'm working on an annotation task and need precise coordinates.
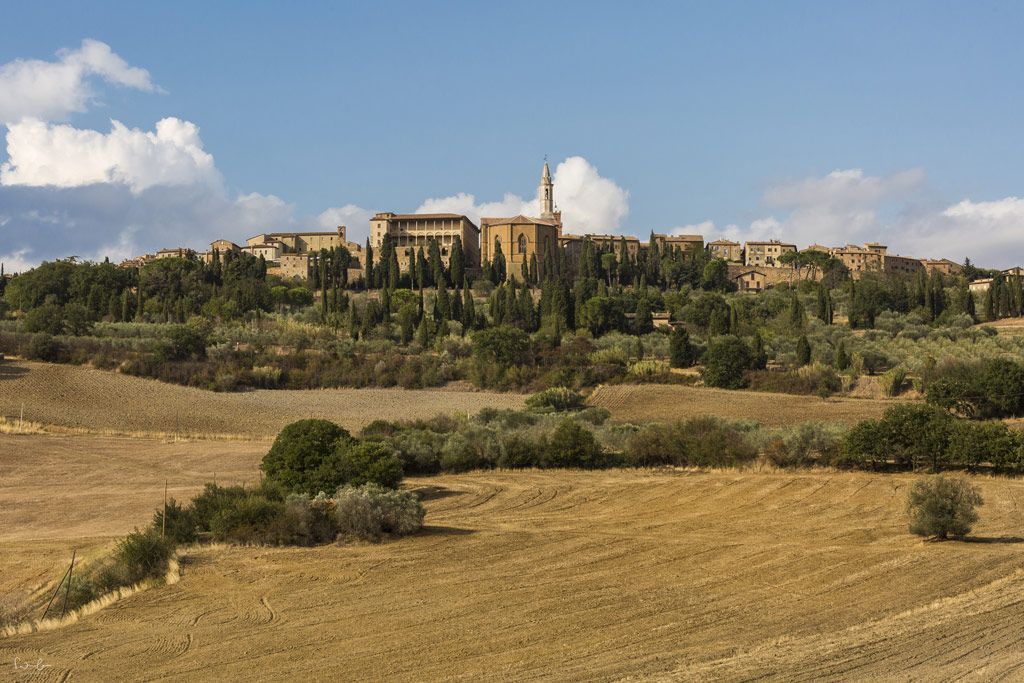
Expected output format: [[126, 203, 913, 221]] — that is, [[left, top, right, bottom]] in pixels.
[[590, 383, 904, 426], [0, 360, 524, 438], [3, 431, 1024, 679]]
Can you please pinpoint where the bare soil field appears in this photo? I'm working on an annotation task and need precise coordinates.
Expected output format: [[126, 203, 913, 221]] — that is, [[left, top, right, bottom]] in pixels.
[[0, 360, 523, 437], [3, 432, 1024, 680], [981, 316, 1024, 335], [590, 383, 902, 426]]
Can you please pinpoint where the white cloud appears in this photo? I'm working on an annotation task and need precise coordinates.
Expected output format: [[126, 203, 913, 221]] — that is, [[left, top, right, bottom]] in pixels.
[[0, 39, 160, 123], [1, 117, 219, 193], [414, 156, 629, 234], [316, 204, 374, 242], [897, 197, 1024, 267]]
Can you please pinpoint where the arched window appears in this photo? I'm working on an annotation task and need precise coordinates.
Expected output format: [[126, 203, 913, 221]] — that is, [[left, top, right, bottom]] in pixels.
[[517, 233, 527, 255]]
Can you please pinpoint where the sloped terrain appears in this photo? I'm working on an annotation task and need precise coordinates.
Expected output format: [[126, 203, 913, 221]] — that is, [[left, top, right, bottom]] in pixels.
[[0, 360, 523, 437], [3, 434, 1024, 681]]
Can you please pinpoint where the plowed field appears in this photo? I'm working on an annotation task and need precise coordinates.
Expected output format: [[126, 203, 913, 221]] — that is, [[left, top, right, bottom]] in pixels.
[[3, 431, 1024, 680]]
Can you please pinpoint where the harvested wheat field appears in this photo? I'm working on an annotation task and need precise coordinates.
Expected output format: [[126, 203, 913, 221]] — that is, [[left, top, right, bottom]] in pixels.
[[590, 383, 902, 426], [0, 360, 523, 437], [3, 432, 1024, 680]]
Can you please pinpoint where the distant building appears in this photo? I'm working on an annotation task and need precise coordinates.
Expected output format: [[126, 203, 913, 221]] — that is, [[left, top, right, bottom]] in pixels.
[[154, 247, 195, 260], [920, 258, 962, 276], [247, 227, 350, 254], [708, 239, 742, 263], [652, 233, 704, 254], [734, 267, 770, 293], [370, 212, 480, 272], [744, 240, 797, 267]]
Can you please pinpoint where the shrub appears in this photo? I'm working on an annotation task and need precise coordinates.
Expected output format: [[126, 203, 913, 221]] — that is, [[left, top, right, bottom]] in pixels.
[[24, 333, 64, 361], [152, 499, 196, 544], [111, 529, 176, 584], [334, 484, 425, 541], [701, 335, 752, 389], [906, 476, 983, 540], [333, 441, 404, 489], [624, 417, 757, 468], [881, 366, 908, 397], [842, 404, 955, 471], [525, 387, 585, 412], [574, 406, 611, 425], [262, 419, 355, 495], [541, 419, 606, 469], [946, 421, 1021, 471], [440, 427, 501, 472], [762, 423, 843, 468], [497, 433, 542, 468], [669, 326, 696, 368], [154, 325, 207, 362], [22, 303, 65, 335]]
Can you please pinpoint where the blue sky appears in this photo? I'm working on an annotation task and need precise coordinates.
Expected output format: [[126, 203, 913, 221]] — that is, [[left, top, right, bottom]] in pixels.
[[2, 1, 1023, 267]]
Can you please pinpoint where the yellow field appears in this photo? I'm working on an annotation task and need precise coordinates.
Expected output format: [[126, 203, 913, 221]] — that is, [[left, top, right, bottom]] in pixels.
[[0, 360, 523, 437], [590, 383, 901, 426], [3, 432, 1024, 680]]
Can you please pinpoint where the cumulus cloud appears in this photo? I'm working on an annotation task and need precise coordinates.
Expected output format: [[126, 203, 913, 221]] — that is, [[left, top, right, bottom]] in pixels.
[[0, 39, 160, 123], [414, 156, 629, 234], [316, 204, 375, 242], [1, 117, 219, 193]]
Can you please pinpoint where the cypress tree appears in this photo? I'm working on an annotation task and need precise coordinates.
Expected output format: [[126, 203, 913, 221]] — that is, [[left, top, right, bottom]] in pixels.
[[751, 331, 768, 370], [364, 238, 374, 288], [669, 326, 693, 368], [416, 247, 428, 289], [462, 283, 475, 330], [450, 236, 465, 288], [796, 335, 812, 367], [835, 340, 851, 370]]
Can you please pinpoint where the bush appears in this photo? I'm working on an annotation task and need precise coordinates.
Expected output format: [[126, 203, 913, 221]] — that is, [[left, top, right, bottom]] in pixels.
[[111, 528, 176, 584], [762, 423, 843, 468], [701, 335, 752, 389], [525, 387, 585, 412], [541, 419, 606, 469], [624, 417, 757, 468], [841, 404, 955, 471], [333, 441, 404, 489], [906, 476, 983, 540], [262, 419, 355, 495], [946, 421, 1021, 471], [24, 333, 64, 361], [440, 427, 501, 472], [334, 484, 425, 541], [154, 325, 207, 362], [152, 499, 196, 544]]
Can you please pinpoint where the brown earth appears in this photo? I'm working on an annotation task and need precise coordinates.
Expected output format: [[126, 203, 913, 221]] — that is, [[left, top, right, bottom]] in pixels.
[[0, 360, 523, 437], [589, 383, 902, 426], [3, 432, 1024, 680]]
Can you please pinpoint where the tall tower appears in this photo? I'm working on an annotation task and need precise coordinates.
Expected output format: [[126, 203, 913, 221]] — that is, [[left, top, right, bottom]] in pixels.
[[539, 160, 554, 219]]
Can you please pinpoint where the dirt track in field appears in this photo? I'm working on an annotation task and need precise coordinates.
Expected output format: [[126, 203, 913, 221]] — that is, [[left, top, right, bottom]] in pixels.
[[0, 360, 523, 437], [590, 383, 900, 426], [3, 431, 1024, 680]]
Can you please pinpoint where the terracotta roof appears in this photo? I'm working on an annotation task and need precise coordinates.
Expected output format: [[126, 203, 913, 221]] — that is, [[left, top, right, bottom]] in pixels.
[[709, 239, 740, 246]]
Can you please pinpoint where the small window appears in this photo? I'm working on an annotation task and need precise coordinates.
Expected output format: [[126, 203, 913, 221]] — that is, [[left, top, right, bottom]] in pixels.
[[517, 233, 527, 254]]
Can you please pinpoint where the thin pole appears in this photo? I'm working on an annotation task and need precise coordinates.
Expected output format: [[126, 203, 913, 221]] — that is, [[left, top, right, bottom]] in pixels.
[[60, 549, 76, 618], [40, 562, 73, 620], [19, 402, 24, 431], [162, 480, 168, 538]]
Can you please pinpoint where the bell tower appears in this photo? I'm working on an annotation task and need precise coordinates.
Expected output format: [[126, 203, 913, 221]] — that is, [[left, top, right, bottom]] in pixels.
[[539, 160, 554, 219]]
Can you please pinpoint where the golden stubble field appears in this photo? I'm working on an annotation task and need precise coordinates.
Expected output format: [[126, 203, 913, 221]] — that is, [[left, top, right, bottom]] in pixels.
[[0, 360, 901, 441], [3, 430, 1024, 681]]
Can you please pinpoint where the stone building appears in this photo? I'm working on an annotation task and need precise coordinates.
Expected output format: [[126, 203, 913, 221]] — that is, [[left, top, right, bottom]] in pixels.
[[920, 258, 962, 276], [707, 239, 743, 263], [247, 227, 350, 254], [744, 240, 797, 267], [480, 162, 564, 281], [370, 212, 480, 272], [652, 233, 704, 254]]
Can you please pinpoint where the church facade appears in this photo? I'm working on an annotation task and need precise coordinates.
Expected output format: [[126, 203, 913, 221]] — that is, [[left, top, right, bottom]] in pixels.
[[480, 162, 563, 282]]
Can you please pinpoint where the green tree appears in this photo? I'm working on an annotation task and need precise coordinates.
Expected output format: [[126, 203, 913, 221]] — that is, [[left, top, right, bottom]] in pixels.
[[906, 476, 983, 540], [795, 335, 812, 367], [701, 334, 752, 389], [261, 419, 354, 495], [669, 326, 695, 368]]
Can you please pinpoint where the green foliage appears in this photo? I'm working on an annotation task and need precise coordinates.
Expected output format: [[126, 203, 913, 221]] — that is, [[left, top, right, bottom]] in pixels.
[[262, 419, 356, 495], [841, 404, 955, 471], [624, 417, 758, 467], [333, 484, 425, 541], [112, 528, 176, 585], [701, 334, 752, 389], [541, 419, 607, 469], [669, 326, 696, 368], [525, 387, 585, 412], [925, 358, 1024, 419], [906, 476, 983, 540]]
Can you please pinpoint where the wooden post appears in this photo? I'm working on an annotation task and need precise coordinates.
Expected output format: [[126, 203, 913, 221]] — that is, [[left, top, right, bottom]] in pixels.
[[19, 402, 24, 431], [40, 562, 73, 620], [162, 480, 168, 538], [60, 549, 76, 619]]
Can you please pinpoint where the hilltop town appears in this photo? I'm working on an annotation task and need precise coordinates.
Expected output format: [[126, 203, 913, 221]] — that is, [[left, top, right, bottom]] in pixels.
[[123, 163, 1001, 294]]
